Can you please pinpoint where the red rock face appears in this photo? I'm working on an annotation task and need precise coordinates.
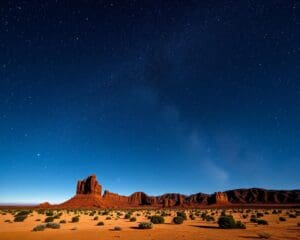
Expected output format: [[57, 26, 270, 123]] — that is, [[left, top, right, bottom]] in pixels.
[[215, 192, 229, 204], [55, 174, 300, 209], [76, 175, 102, 195]]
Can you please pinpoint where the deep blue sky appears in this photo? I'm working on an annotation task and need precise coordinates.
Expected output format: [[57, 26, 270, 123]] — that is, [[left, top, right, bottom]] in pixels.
[[0, 1, 299, 204]]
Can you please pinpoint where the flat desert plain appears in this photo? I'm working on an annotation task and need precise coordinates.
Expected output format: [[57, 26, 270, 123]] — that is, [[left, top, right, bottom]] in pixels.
[[0, 208, 299, 240]]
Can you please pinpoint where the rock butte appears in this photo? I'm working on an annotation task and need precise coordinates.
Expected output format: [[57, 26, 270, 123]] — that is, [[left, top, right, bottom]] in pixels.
[[41, 175, 300, 209]]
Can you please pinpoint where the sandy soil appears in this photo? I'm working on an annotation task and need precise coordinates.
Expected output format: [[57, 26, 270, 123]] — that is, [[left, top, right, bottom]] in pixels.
[[0, 208, 299, 240]]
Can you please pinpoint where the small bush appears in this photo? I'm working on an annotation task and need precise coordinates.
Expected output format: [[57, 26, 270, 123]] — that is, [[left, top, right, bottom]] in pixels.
[[138, 222, 153, 229], [130, 217, 136, 222], [150, 215, 164, 224], [14, 215, 27, 222], [97, 221, 104, 226], [218, 215, 245, 229], [59, 220, 66, 224], [71, 216, 80, 222], [32, 224, 46, 231], [46, 222, 60, 229], [45, 216, 55, 223], [250, 217, 258, 223], [279, 217, 286, 221], [257, 219, 268, 225], [205, 215, 215, 221], [257, 232, 271, 239], [218, 216, 236, 229], [106, 216, 111, 220], [173, 216, 184, 224], [289, 214, 296, 218], [176, 211, 187, 220], [46, 211, 54, 216], [257, 213, 264, 218], [124, 213, 131, 219], [189, 214, 195, 220], [114, 226, 122, 231], [93, 216, 98, 220]]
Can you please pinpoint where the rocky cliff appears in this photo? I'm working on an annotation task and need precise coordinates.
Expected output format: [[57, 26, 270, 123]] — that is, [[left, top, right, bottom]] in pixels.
[[56, 175, 300, 208]]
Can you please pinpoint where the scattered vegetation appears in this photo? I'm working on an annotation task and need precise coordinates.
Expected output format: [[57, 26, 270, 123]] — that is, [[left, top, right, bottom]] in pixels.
[[32, 224, 46, 232], [150, 215, 165, 224], [114, 226, 122, 231], [138, 222, 153, 229], [97, 221, 104, 226], [217, 215, 246, 229], [279, 216, 286, 221], [71, 216, 80, 223], [173, 216, 185, 224], [257, 219, 268, 225], [44, 216, 55, 222], [176, 211, 187, 220], [130, 217, 136, 222], [46, 222, 60, 229]]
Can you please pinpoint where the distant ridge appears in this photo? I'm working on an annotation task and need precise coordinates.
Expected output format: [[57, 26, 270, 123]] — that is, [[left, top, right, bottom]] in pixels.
[[42, 175, 300, 209]]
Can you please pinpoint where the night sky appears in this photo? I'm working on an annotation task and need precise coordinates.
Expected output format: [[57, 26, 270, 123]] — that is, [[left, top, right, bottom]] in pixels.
[[0, 1, 299, 204]]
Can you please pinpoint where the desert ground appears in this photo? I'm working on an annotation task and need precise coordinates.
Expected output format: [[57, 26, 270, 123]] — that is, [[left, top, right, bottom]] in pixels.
[[0, 208, 299, 240]]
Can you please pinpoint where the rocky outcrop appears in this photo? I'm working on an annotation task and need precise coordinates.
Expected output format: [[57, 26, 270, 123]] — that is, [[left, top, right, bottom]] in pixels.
[[225, 188, 300, 204], [76, 175, 102, 195], [54, 175, 300, 209], [215, 192, 229, 204]]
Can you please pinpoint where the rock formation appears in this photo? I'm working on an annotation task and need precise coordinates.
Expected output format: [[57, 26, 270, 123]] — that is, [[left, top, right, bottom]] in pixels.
[[53, 174, 300, 209], [76, 174, 102, 195], [215, 192, 229, 204]]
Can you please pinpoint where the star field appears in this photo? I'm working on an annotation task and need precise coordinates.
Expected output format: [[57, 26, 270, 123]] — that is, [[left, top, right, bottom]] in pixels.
[[0, 0, 299, 203]]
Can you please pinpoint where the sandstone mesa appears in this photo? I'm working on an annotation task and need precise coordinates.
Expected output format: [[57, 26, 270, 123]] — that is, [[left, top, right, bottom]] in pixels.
[[36, 174, 300, 209]]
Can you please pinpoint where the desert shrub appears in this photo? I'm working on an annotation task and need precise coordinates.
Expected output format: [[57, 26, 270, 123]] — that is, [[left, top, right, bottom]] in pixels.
[[173, 216, 184, 224], [46, 211, 54, 216], [16, 210, 31, 216], [32, 224, 46, 231], [138, 222, 153, 229], [189, 214, 195, 220], [150, 215, 164, 224], [97, 221, 104, 226], [205, 215, 215, 221], [272, 210, 278, 214], [136, 213, 141, 216], [257, 213, 264, 218], [71, 216, 80, 222], [124, 213, 132, 219], [279, 217, 286, 221], [257, 219, 268, 225], [235, 220, 246, 229], [46, 222, 60, 229], [106, 216, 111, 220], [93, 216, 98, 220], [59, 220, 66, 224], [257, 232, 271, 239], [242, 214, 248, 219], [289, 214, 296, 218], [4, 219, 11, 223], [114, 226, 122, 231], [250, 217, 258, 223], [176, 211, 187, 220], [14, 215, 27, 222], [218, 215, 245, 229], [130, 217, 136, 222], [14, 210, 30, 222], [45, 216, 55, 222], [35, 218, 41, 221], [218, 216, 236, 229]]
